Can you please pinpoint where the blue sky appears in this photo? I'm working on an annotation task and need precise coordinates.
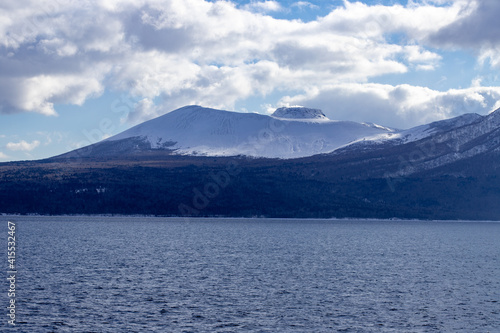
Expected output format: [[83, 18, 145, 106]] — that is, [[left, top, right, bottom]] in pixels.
[[1, 0, 500, 161]]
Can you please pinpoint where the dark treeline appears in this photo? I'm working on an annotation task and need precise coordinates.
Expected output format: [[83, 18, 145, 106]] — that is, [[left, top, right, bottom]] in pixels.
[[1, 154, 499, 220]]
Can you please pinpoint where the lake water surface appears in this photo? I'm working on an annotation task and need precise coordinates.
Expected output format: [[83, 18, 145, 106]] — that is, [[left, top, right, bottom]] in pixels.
[[2, 216, 499, 332]]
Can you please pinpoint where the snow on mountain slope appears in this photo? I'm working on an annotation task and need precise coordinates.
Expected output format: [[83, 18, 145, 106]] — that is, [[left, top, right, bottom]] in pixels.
[[351, 112, 485, 147], [106, 105, 395, 158], [397, 112, 484, 143], [369, 108, 500, 177]]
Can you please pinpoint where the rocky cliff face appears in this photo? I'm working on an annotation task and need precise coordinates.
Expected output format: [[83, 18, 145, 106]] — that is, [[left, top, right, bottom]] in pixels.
[[272, 106, 328, 120]]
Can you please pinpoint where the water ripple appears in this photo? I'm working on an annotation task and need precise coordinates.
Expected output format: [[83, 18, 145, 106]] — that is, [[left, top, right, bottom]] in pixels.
[[1, 217, 499, 332]]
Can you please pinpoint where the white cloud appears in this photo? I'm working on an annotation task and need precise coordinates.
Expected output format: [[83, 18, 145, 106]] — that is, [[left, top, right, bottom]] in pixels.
[[36, 131, 65, 146], [243, 1, 283, 13], [415, 64, 436, 71], [128, 98, 160, 124], [291, 2, 319, 10], [280, 83, 500, 128], [316, 1, 462, 40], [37, 38, 78, 57], [13, 72, 104, 116], [404, 45, 442, 69], [6, 140, 41, 152], [0, 152, 9, 159], [0, 0, 493, 129]]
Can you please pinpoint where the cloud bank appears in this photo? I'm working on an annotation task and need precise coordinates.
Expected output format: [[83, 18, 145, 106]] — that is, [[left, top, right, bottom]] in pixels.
[[6, 140, 41, 151], [280, 83, 500, 128], [0, 0, 498, 127]]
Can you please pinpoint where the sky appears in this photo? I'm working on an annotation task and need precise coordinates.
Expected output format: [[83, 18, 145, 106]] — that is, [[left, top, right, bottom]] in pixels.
[[1, 0, 500, 161]]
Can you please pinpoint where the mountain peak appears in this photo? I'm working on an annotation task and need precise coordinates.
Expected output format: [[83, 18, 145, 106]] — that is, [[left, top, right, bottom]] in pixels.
[[488, 106, 500, 119], [53, 103, 500, 163], [272, 106, 328, 120], [428, 112, 483, 131], [76, 105, 393, 159]]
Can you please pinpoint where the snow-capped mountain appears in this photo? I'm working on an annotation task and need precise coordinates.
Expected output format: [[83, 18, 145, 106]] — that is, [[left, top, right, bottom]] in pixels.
[[10, 105, 500, 220], [391, 107, 500, 176], [57, 104, 500, 164], [332, 107, 500, 178], [359, 112, 485, 145], [102, 105, 396, 158]]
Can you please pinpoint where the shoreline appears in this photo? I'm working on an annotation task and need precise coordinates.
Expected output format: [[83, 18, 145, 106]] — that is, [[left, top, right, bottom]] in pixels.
[[2, 213, 499, 223]]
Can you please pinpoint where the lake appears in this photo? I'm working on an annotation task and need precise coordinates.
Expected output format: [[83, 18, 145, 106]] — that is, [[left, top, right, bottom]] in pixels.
[[2, 216, 499, 332]]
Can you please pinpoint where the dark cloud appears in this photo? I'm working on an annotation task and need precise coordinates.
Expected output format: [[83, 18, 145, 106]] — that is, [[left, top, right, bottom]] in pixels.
[[430, 0, 500, 48], [123, 9, 195, 53], [272, 42, 351, 72]]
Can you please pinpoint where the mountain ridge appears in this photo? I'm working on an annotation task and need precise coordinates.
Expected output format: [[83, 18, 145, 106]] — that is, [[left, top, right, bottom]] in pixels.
[[59, 105, 396, 159], [2, 105, 499, 220], [56, 105, 500, 161]]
